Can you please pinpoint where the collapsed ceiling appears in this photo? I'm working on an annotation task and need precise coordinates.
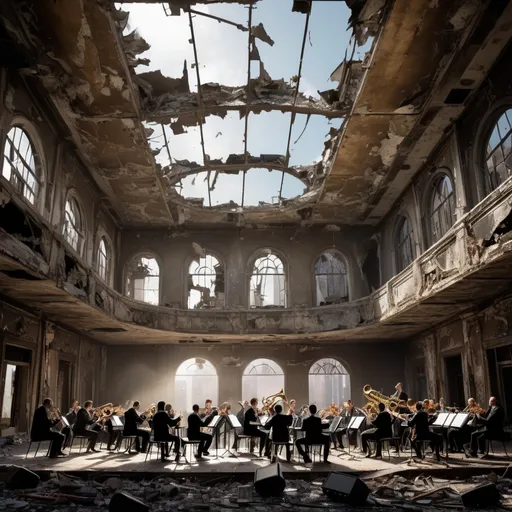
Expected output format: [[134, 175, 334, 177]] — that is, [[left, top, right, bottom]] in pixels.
[[0, 0, 506, 227]]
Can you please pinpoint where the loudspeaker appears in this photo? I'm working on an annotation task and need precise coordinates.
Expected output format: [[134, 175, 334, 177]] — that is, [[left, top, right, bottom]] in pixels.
[[109, 491, 149, 512], [6, 466, 40, 490], [322, 472, 369, 505], [254, 463, 286, 497], [461, 483, 500, 508]]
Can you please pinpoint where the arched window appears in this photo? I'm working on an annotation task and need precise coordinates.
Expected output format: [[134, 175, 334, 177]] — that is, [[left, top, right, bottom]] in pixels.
[[430, 174, 455, 243], [250, 250, 286, 308], [63, 195, 85, 255], [485, 108, 512, 192], [2, 125, 42, 205], [188, 253, 225, 309], [308, 358, 350, 409], [97, 237, 111, 282], [314, 251, 347, 305], [175, 358, 218, 415], [125, 254, 160, 305], [395, 216, 414, 272], [242, 358, 285, 403]]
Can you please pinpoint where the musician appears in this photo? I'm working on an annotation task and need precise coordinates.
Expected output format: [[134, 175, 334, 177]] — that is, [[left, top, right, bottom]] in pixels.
[[361, 402, 392, 458], [438, 398, 446, 413], [244, 398, 270, 457], [73, 400, 100, 453], [409, 402, 442, 461], [164, 403, 172, 415], [335, 400, 357, 449], [263, 404, 293, 461], [392, 383, 408, 402], [295, 404, 330, 463], [188, 404, 216, 459], [30, 398, 66, 458], [152, 401, 184, 462], [448, 398, 478, 452], [287, 399, 296, 416], [123, 401, 150, 454], [105, 410, 123, 451], [465, 396, 505, 457]]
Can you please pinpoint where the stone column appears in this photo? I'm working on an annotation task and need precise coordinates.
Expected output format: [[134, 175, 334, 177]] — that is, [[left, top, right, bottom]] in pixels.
[[462, 315, 487, 404], [423, 333, 438, 399]]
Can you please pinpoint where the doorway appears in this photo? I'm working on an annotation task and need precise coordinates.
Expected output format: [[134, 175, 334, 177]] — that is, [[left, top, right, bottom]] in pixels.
[[57, 360, 72, 413], [445, 355, 465, 409], [501, 365, 512, 424]]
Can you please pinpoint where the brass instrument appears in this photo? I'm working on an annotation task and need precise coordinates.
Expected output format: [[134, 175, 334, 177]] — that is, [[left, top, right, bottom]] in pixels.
[[319, 403, 341, 419], [261, 389, 288, 414], [218, 402, 231, 415], [362, 384, 406, 415]]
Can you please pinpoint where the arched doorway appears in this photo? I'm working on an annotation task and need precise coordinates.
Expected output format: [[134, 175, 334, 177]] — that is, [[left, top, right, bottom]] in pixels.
[[174, 358, 218, 415], [242, 359, 285, 404], [308, 358, 350, 408]]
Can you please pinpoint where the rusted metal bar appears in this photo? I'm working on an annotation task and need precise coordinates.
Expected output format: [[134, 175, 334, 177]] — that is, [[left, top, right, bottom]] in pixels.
[[188, 8, 249, 32], [242, 1, 253, 207]]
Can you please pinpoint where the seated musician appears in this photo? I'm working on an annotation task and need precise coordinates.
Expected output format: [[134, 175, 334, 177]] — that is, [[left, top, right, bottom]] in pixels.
[[66, 400, 80, 424], [123, 401, 150, 454], [264, 404, 293, 462], [188, 404, 217, 459], [409, 402, 442, 461], [438, 398, 446, 413], [244, 398, 270, 457], [361, 402, 392, 458], [73, 400, 100, 453], [201, 399, 213, 419], [335, 400, 357, 450], [448, 398, 478, 452], [152, 401, 184, 461], [295, 404, 330, 463], [392, 382, 408, 402], [287, 399, 296, 416], [465, 396, 505, 457], [31, 398, 66, 458], [105, 409, 122, 451]]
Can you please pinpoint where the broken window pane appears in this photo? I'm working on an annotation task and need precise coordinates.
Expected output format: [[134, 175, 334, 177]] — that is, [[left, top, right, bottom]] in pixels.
[[174, 358, 218, 415], [63, 196, 84, 255], [242, 358, 284, 404], [395, 216, 415, 272], [1, 364, 16, 427], [97, 237, 111, 282], [485, 108, 512, 192], [250, 250, 286, 308], [314, 251, 348, 305], [308, 358, 350, 410], [188, 253, 225, 309], [125, 255, 160, 305], [1, 126, 41, 205], [431, 174, 455, 243]]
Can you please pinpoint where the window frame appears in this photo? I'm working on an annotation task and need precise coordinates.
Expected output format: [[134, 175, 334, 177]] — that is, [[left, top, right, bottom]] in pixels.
[[248, 249, 288, 308], [186, 251, 225, 309], [394, 215, 415, 273], [428, 171, 456, 245], [96, 235, 111, 284], [124, 252, 161, 306], [62, 192, 85, 257], [313, 249, 349, 306]]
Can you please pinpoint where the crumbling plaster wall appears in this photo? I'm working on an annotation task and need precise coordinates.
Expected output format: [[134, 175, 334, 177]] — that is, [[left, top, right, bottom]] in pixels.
[[119, 226, 374, 309], [104, 341, 406, 410]]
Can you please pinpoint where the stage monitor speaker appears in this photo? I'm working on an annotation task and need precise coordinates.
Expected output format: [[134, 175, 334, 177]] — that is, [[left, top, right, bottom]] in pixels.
[[322, 472, 369, 505], [461, 483, 500, 508], [109, 491, 149, 512], [6, 466, 40, 490], [254, 463, 286, 497]]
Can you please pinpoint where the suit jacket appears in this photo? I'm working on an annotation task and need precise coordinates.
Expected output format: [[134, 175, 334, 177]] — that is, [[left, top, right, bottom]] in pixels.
[[371, 411, 393, 439], [264, 413, 292, 443], [480, 406, 505, 436], [73, 408, 96, 434], [188, 412, 208, 440], [244, 408, 262, 436], [301, 415, 329, 443], [152, 410, 180, 440], [409, 410, 430, 440], [31, 405, 58, 441], [123, 407, 145, 435]]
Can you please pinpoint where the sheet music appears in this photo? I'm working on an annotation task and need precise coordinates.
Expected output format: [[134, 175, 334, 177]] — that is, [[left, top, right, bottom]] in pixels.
[[432, 412, 449, 427], [348, 416, 365, 429]]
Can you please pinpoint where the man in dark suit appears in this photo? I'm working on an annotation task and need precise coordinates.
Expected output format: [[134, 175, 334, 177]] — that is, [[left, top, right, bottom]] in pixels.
[[465, 396, 505, 457], [361, 402, 392, 458], [295, 404, 330, 463], [409, 402, 442, 460], [152, 401, 184, 461], [392, 382, 408, 402], [73, 400, 100, 453], [30, 398, 65, 458], [264, 404, 293, 462], [244, 398, 270, 457], [188, 404, 217, 459], [123, 400, 150, 453]]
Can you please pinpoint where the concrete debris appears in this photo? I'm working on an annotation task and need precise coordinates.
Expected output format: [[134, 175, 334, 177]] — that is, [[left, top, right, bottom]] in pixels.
[[250, 23, 275, 47]]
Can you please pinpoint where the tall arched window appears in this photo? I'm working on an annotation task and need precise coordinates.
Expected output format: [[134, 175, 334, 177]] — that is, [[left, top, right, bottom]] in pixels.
[[430, 174, 455, 243], [175, 358, 218, 415], [314, 251, 347, 305], [188, 253, 225, 309], [485, 108, 512, 192], [250, 250, 286, 308], [97, 237, 111, 282], [242, 358, 285, 403], [125, 254, 160, 305], [2, 125, 42, 205], [308, 358, 350, 409], [395, 216, 414, 272], [63, 195, 85, 255]]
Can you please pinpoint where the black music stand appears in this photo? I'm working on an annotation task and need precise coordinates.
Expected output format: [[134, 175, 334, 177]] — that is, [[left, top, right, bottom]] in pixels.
[[344, 416, 365, 455], [431, 412, 456, 460], [220, 414, 242, 458], [206, 414, 222, 459]]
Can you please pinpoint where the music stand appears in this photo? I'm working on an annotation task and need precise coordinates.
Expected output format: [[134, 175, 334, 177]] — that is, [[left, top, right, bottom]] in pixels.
[[220, 414, 242, 458], [345, 416, 365, 455], [61, 416, 71, 429], [111, 416, 123, 429], [206, 414, 222, 459]]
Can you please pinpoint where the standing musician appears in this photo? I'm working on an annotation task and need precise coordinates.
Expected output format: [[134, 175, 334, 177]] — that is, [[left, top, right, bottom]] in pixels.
[[264, 404, 293, 462], [392, 382, 408, 402], [295, 404, 330, 463], [73, 400, 100, 453], [31, 398, 66, 458], [361, 402, 392, 458], [123, 401, 150, 454], [465, 396, 505, 457], [244, 398, 270, 457], [188, 404, 218, 459], [152, 401, 184, 461], [408, 402, 442, 461]]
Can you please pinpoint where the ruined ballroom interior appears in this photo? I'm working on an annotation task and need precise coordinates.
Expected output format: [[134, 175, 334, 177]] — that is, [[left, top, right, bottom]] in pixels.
[[0, 0, 512, 438]]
